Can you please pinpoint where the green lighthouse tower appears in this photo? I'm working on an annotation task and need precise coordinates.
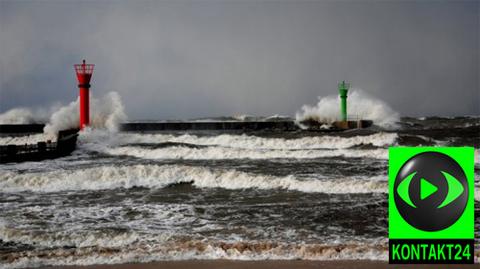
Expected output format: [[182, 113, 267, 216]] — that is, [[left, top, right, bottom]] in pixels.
[[338, 81, 350, 122]]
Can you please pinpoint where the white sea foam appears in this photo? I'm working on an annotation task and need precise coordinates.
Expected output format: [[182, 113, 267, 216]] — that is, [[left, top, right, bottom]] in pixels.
[[233, 114, 255, 121], [0, 202, 194, 249], [164, 132, 397, 149], [74, 130, 397, 161], [0, 164, 387, 193], [79, 130, 398, 150], [105, 145, 389, 160], [0, 223, 145, 249], [3, 163, 477, 200], [264, 114, 291, 121], [295, 89, 400, 129]]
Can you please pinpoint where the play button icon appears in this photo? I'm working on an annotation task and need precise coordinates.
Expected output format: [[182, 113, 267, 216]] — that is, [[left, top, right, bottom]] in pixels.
[[393, 151, 469, 231], [420, 178, 438, 200]]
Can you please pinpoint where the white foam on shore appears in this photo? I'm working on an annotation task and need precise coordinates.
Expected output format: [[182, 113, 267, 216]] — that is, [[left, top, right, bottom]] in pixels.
[[0, 244, 388, 269], [1, 239, 389, 269], [0, 164, 387, 193], [0, 202, 194, 249], [0, 224, 145, 249]]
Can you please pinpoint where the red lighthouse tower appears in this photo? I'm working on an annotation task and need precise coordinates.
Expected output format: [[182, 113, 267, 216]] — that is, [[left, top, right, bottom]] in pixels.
[[74, 60, 94, 129]]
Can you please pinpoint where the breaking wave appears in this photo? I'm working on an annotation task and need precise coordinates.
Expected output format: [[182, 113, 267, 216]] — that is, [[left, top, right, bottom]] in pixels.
[[43, 91, 126, 139], [0, 164, 387, 193], [77, 131, 396, 160], [80, 131, 398, 150], [104, 146, 389, 160], [4, 162, 479, 200], [295, 89, 400, 129]]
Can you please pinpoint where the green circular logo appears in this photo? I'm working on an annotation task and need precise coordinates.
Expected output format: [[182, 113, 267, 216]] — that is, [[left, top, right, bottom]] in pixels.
[[394, 151, 468, 231]]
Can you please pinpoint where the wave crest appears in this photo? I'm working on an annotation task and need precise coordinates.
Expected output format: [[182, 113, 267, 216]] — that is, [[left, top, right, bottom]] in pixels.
[[105, 146, 389, 160], [0, 164, 387, 193]]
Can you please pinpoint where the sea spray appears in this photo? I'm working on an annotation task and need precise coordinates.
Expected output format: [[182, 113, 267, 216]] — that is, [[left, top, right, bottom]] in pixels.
[[0, 107, 56, 124], [43, 99, 79, 139], [295, 89, 400, 129], [89, 92, 126, 132], [43, 91, 127, 138]]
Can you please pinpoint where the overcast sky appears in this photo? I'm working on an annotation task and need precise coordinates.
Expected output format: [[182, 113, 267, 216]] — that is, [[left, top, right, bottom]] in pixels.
[[0, 0, 478, 119]]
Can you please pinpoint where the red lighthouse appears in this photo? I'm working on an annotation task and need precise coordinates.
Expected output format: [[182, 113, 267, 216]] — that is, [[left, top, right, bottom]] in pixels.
[[74, 60, 94, 129]]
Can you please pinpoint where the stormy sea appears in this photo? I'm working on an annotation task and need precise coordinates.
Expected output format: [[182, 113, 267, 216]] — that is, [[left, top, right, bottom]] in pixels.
[[0, 115, 478, 268]]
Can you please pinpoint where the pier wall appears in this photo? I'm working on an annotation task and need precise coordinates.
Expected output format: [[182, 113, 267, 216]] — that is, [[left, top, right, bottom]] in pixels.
[[121, 121, 298, 131], [0, 124, 45, 134], [0, 120, 372, 134], [0, 121, 298, 134]]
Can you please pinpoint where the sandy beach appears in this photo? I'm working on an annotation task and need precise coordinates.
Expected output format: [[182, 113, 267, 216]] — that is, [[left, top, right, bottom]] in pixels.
[[39, 260, 479, 269]]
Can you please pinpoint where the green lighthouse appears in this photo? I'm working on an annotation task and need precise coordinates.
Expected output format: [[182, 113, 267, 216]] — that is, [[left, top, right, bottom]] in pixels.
[[338, 81, 350, 122]]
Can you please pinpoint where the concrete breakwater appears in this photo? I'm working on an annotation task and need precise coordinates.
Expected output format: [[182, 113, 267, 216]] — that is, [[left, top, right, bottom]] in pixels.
[[0, 120, 373, 135], [0, 121, 298, 134]]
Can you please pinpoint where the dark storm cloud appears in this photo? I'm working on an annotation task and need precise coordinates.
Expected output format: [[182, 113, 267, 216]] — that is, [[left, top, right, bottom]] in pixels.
[[0, 0, 478, 119]]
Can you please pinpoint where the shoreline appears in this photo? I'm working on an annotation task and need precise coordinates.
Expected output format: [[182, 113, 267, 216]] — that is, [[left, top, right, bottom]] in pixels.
[[38, 260, 479, 269]]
